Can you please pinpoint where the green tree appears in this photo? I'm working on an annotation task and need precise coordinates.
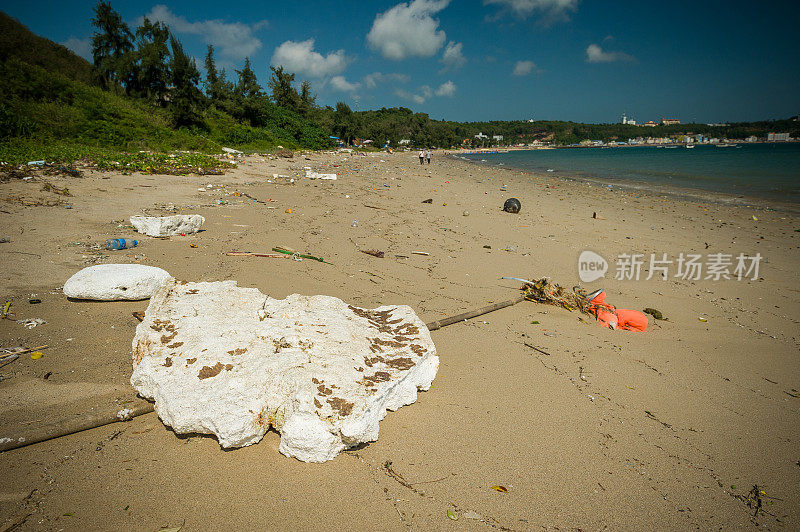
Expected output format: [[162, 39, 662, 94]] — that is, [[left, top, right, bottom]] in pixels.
[[203, 45, 235, 114], [231, 57, 265, 125], [268, 66, 300, 112], [131, 17, 170, 103], [168, 35, 204, 127], [90, 1, 134, 92], [332, 101, 355, 145], [235, 57, 262, 100], [298, 80, 317, 117]]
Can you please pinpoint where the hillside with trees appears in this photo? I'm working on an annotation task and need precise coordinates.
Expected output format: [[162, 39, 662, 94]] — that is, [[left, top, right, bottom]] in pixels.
[[1, 2, 797, 165]]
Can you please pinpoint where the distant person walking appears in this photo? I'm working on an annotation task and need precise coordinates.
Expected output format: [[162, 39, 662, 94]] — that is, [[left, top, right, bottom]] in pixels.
[[418, 149, 425, 165], [425, 149, 431, 164]]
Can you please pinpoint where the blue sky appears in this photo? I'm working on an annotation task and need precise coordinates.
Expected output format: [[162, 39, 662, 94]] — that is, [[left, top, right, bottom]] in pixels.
[[4, 0, 799, 123]]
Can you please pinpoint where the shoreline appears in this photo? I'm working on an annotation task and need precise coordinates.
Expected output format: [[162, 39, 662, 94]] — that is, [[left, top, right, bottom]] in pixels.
[[448, 149, 800, 214]]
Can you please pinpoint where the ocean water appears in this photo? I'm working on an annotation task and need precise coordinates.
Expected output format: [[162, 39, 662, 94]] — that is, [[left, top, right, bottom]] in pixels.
[[460, 143, 800, 204]]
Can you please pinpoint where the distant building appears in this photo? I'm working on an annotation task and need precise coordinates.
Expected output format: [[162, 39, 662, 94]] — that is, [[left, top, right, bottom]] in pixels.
[[767, 132, 790, 141], [492, 135, 504, 141], [643, 120, 658, 127], [745, 135, 758, 142], [661, 118, 680, 125], [398, 139, 411, 145], [475, 132, 488, 139], [621, 112, 636, 125]]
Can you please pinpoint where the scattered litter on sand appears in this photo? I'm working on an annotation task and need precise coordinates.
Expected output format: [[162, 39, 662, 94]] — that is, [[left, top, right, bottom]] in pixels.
[[17, 318, 47, 329], [361, 249, 385, 258]]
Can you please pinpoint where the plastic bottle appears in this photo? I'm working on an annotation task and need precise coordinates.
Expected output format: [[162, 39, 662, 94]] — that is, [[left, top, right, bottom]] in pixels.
[[105, 238, 138, 250], [351, 220, 358, 227]]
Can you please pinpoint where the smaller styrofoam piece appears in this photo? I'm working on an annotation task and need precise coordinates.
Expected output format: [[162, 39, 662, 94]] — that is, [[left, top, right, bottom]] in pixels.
[[63, 264, 171, 300], [130, 215, 204, 237]]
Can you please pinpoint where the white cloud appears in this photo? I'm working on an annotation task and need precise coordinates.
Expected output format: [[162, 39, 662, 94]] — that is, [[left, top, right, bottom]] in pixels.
[[330, 75, 361, 93], [512, 59, 537, 75], [585, 43, 634, 63], [484, 0, 578, 22], [363, 72, 410, 89], [271, 39, 349, 78], [439, 41, 466, 72], [395, 81, 455, 104], [144, 5, 266, 59], [435, 80, 456, 97], [367, 0, 450, 60], [396, 88, 426, 104], [62, 37, 92, 60]]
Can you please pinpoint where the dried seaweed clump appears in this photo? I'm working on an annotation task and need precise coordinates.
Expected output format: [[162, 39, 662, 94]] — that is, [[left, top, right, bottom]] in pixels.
[[522, 277, 590, 314]]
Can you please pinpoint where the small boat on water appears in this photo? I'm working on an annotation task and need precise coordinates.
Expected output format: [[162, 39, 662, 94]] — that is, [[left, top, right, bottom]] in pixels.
[[716, 143, 737, 147], [686, 144, 695, 149]]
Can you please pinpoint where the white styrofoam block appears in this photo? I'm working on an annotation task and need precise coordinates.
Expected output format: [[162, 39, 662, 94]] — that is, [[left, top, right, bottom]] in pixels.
[[131, 279, 438, 462], [63, 264, 171, 301], [130, 215, 204, 237]]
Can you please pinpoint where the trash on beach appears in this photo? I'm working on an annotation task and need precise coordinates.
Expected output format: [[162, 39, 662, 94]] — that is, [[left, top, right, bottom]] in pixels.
[[462, 210, 470, 216], [41, 183, 71, 196], [305, 170, 337, 180], [421, 198, 433, 204], [503, 198, 521, 213], [361, 249, 385, 258], [63, 264, 171, 301], [17, 318, 46, 329], [130, 279, 438, 462], [585, 289, 648, 332], [411, 251, 430, 256], [446, 510, 458, 521], [643, 308, 666, 320], [1, 345, 46, 367], [105, 238, 138, 250], [511, 278, 647, 332], [130, 215, 204, 237], [28, 299, 41, 304], [272, 246, 328, 263], [491, 485, 508, 493], [30, 351, 44, 360], [285, 208, 293, 213], [226, 251, 286, 258], [698, 316, 708, 322]]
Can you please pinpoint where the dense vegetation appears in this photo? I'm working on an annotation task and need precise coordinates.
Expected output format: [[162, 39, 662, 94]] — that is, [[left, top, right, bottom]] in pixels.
[[1, 3, 797, 165]]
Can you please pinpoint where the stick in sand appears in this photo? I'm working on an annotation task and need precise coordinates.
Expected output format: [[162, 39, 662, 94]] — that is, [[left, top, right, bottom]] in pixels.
[[226, 251, 286, 258], [0, 345, 48, 358]]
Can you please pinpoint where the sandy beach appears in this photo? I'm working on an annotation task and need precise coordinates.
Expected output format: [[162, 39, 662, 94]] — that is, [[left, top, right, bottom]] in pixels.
[[1, 149, 798, 530]]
